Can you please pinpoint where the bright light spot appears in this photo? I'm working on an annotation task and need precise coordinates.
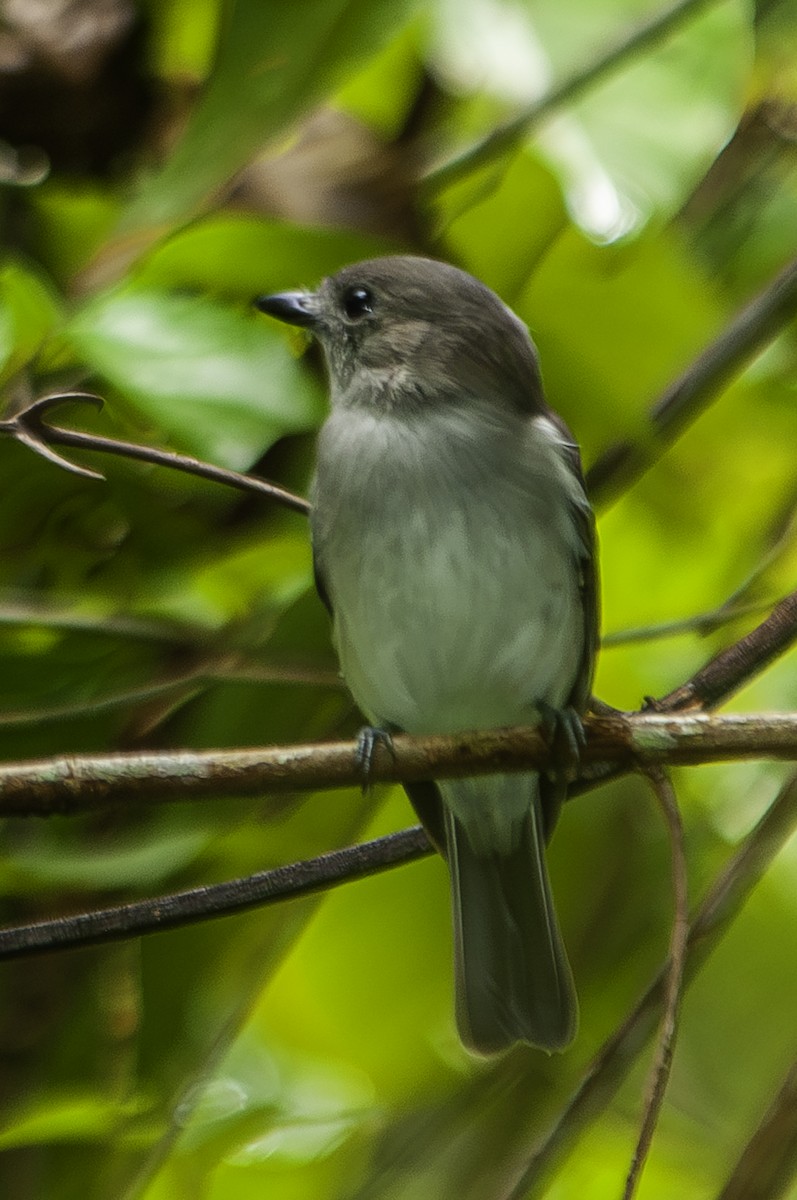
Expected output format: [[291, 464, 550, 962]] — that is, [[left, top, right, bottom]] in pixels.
[[431, 0, 642, 243], [174, 1078, 249, 1128], [432, 0, 550, 101], [228, 1117, 356, 1166], [538, 115, 642, 243]]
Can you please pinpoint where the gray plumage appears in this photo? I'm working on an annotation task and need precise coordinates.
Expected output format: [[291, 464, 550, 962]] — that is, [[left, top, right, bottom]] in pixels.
[[255, 256, 598, 1055]]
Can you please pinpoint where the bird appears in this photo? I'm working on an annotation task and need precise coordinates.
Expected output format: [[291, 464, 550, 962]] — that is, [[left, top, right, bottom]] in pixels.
[[255, 255, 598, 1055]]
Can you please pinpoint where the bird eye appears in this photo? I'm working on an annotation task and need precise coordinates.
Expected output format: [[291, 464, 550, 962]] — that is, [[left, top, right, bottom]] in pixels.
[[342, 285, 374, 319]]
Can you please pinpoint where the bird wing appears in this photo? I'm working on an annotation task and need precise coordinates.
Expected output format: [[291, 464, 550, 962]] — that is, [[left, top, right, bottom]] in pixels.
[[543, 409, 599, 716]]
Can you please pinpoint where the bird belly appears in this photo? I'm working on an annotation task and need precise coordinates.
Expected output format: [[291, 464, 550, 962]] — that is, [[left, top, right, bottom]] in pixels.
[[313, 413, 584, 735], [334, 518, 580, 733]]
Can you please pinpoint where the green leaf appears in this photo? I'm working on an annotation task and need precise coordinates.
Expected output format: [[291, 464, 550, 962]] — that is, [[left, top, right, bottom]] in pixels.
[[441, 150, 568, 299], [555, 0, 753, 230], [515, 224, 724, 451], [0, 1091, 146, 1148], [28, 184, 121, 284], [135, 216, 398, 297], [429, 0, 752, 234], [0, 262, 62, 382], [143, 0, 223, 82], [67, 287, 325, 467], [119, 0, 420, 234], [7, 819, 216, 890], [335, 24, 424, 139]]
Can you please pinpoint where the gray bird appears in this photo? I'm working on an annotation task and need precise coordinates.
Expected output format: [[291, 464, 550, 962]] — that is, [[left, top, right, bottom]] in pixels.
[[256, 256, 598, 1055]]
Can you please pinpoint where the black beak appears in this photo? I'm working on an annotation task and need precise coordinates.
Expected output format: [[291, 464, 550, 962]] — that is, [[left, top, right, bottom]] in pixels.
[[254, 291, 317, 327]]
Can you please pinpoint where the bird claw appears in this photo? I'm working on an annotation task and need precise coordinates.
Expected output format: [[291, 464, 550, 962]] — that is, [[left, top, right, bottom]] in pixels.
[[355, 726, 395, 790], [537, 702, 585, 784], [0, 391, 106, 480]]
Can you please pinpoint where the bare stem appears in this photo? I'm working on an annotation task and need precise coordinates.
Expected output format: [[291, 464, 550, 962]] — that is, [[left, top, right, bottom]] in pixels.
[[657, 589, 797, 711], [1, 711, 797, 818], [0, 393, 310, 515], [716, 1056, 797, 1200], [622, 768, 688, 1200], [601, 597, 778, 647], [0, 827, 433, 959], [570, 589, 797, 797], [506, 770, 797, 1199]]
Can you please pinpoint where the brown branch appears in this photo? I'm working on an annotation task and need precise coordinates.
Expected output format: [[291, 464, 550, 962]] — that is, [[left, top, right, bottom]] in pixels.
[[3, 266, 795, 535], [0, 590, 791, 965], [570, 588, 797, 796], [2, 712, 797, 818], [5, 253, 796, 542], [506, 769, 797, 1199], [622, 769, 688, 1200], [0, 377, 793, 1003], [586, 255, 797, 508], [656, 590, 797, 712], [716, 1056, 797, 1200], [0, 393, 310, 515], [0, 827, 433, 959]]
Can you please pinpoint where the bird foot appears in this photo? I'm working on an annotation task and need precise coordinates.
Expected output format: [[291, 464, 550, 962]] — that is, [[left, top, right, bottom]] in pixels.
[[355, 726, 395, 790], [536, 702, 585, 784]]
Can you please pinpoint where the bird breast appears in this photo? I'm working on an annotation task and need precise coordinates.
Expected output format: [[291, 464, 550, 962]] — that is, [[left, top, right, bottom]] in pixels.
[[311, 404, 585, 735]]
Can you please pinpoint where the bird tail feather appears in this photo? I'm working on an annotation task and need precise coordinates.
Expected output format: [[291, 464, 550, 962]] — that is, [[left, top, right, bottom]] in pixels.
[[442, 772, 577, 1055]]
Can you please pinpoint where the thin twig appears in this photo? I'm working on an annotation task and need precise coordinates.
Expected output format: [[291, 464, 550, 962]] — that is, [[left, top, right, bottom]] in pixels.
[[716, 1055, 797, 1200], [657, 590, 797, 711], [622, 768, 688, 1200], [0, 393, 310, 515], [570, 589, 797, 796], [0, 715, 794, 960], [505, 770, 797, 1199], [0, 662, 340, 728], [0, 602, 210, 645], [6, 252, 796, 553], [586, 255, 797, 508], [2, 712, 797, 817], [601, 598, 777, 647], [422, 0, 722, 194], [717, 497, 797, 613], [0, 827, 433, 959]]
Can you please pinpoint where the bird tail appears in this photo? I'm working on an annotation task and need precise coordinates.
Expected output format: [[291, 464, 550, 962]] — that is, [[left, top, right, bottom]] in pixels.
[[441, 772, 577, 1056]]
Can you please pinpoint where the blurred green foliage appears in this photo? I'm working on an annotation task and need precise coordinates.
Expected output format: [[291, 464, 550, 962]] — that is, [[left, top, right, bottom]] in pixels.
[[0, 0, 796, 1197]]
